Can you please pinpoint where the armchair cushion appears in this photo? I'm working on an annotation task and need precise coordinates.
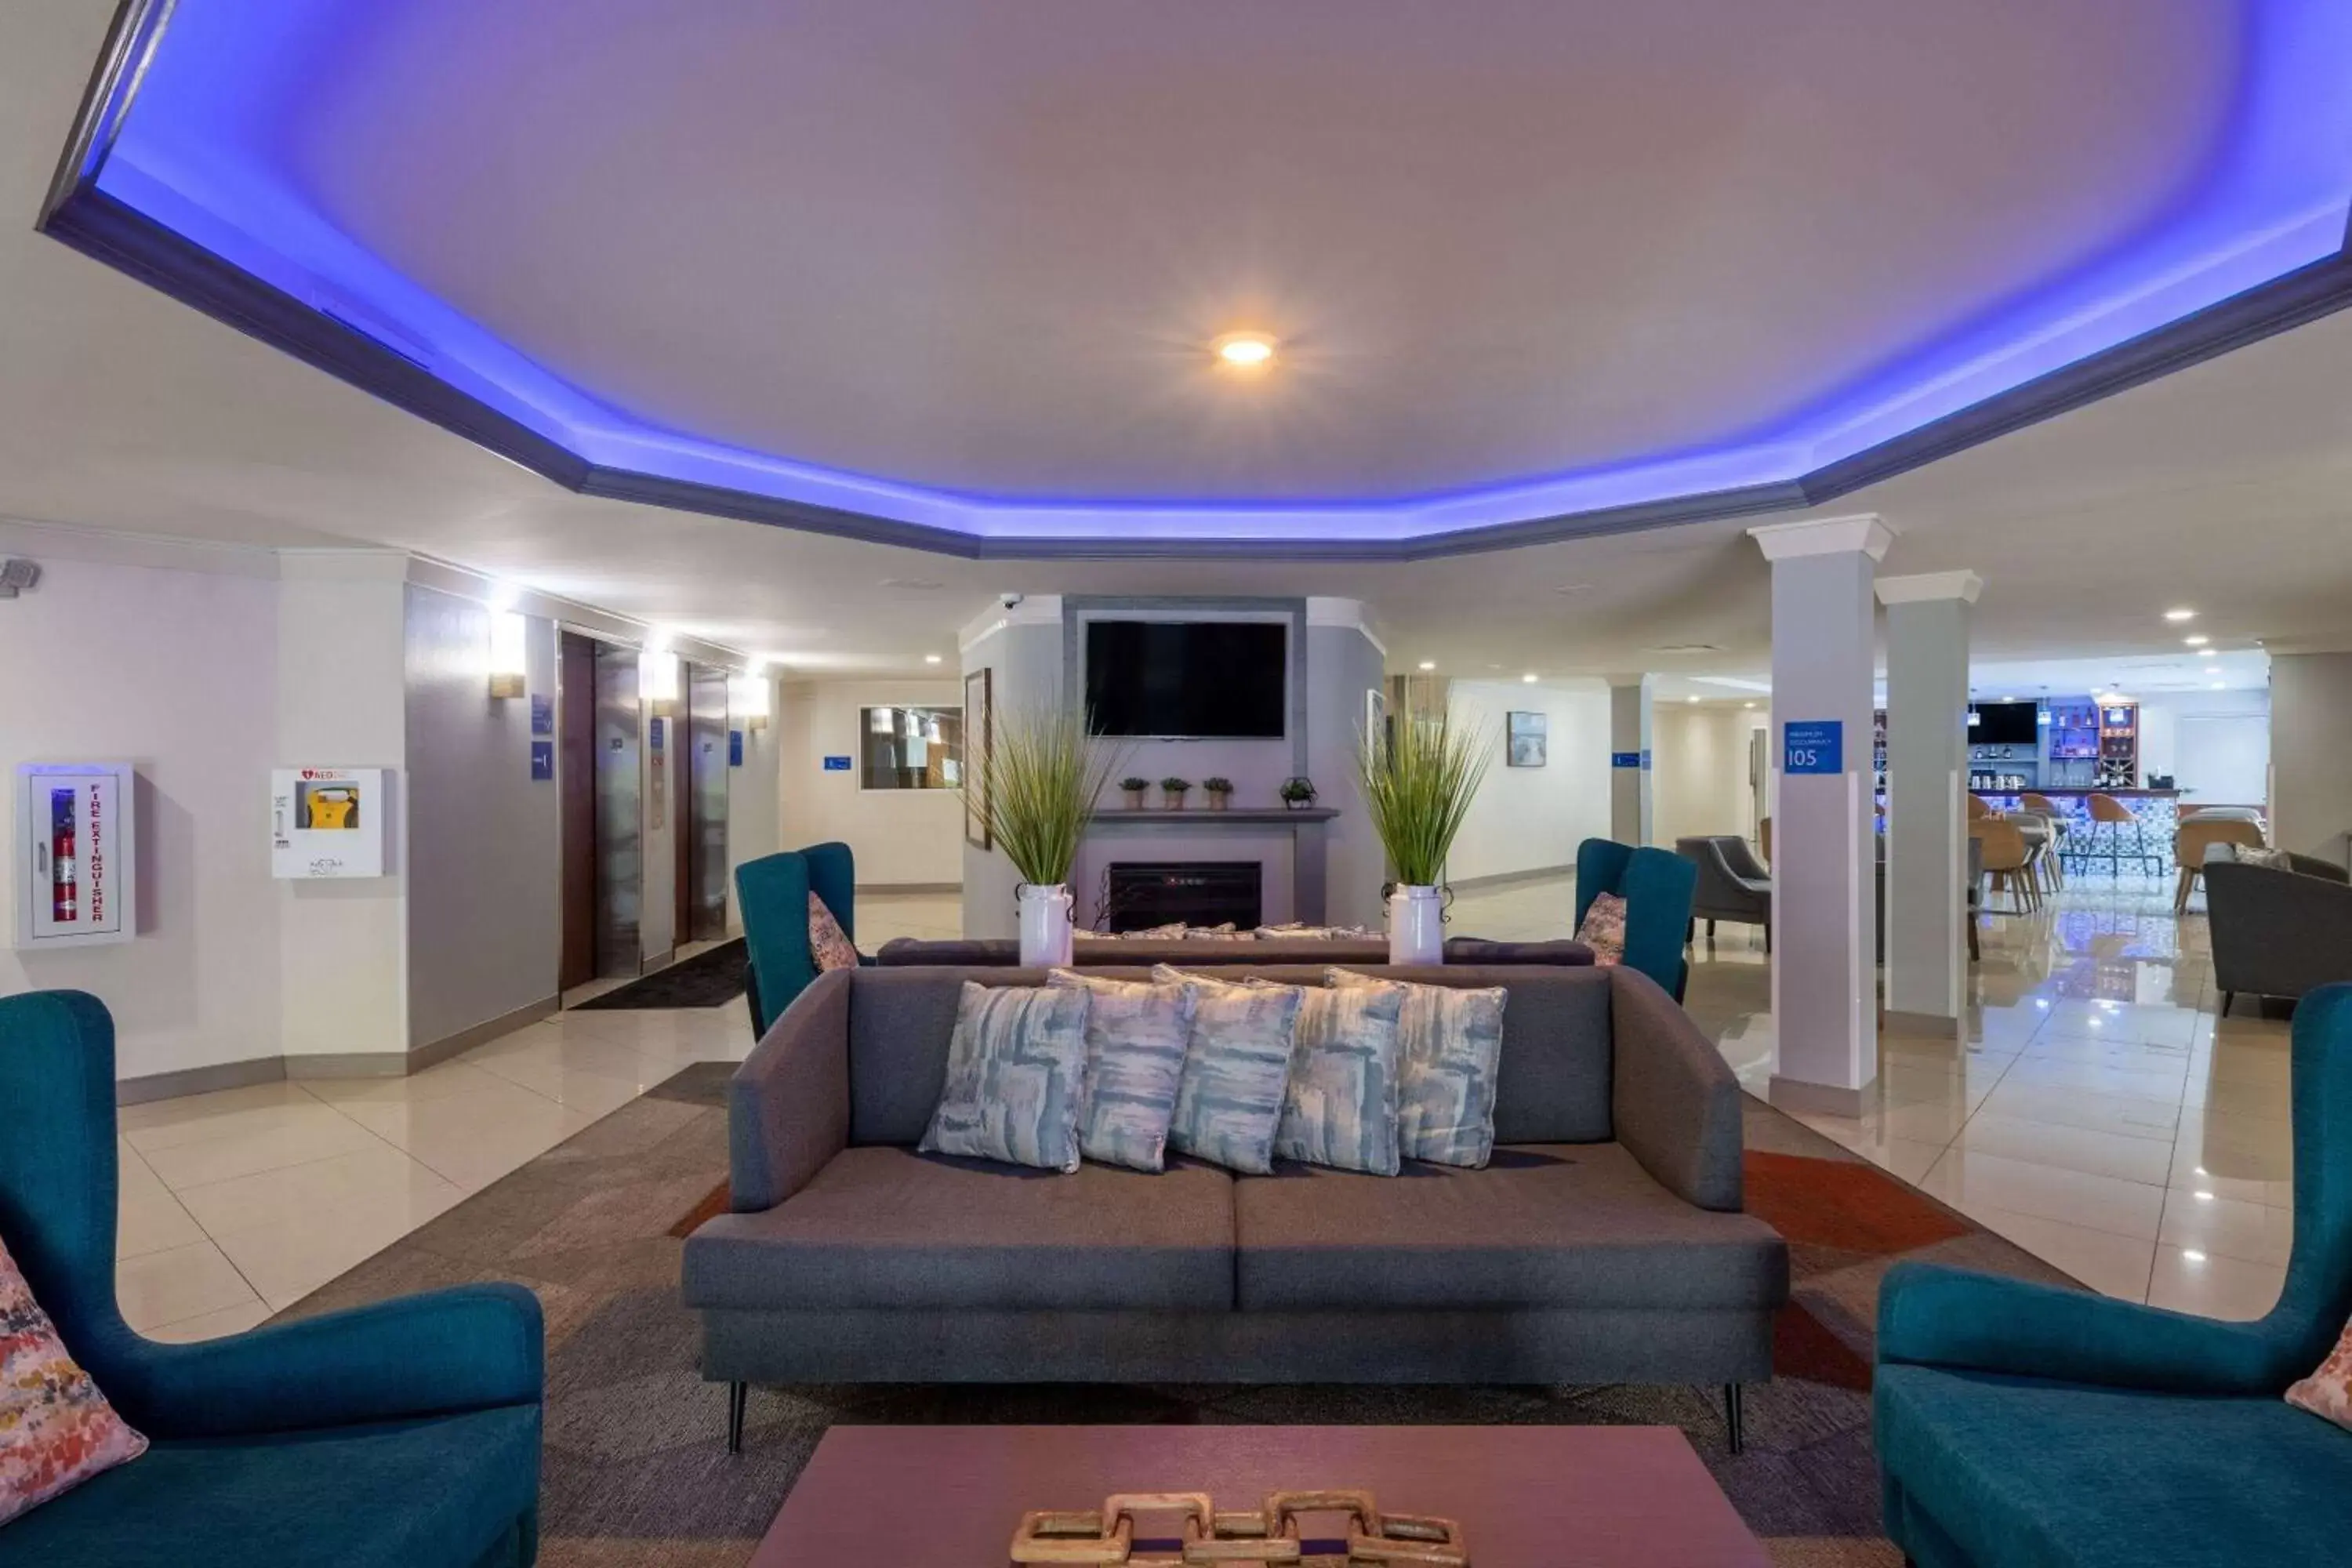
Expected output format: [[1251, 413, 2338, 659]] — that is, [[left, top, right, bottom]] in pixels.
[[1877, 1364, 2352, 1568], [1233, 1142, 1784, 1312], [807, 892, 858, 972], [0, 1236, 145, 1526], [1574, 891, 1628, 964], [0, 1405, 539, 1568]]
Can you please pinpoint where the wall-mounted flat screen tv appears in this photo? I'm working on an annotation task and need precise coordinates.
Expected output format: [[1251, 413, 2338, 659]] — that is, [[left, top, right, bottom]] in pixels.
[[1969, 701, 2041, 746], [1085, 620, 1287, 739]]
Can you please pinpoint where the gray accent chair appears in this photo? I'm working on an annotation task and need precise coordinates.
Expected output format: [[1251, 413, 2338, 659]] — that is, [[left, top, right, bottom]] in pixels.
[[1676, 836, 1772, 949], [2206, 848, 2352, 1015], [683, 964, 1786, 1453]]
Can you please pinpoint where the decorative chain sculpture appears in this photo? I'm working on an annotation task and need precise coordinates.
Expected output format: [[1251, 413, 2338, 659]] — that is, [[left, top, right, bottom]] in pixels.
[[1011, 1489, 1468, 1566]]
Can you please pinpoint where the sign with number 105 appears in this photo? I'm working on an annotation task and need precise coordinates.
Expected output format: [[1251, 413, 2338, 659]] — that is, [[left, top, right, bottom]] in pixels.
[[1782, 720, 1843, 776]]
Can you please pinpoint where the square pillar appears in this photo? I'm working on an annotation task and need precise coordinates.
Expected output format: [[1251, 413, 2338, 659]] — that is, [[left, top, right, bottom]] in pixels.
[[1878, 572, 1982, 1030], [1750, 514, 1892, 1116], [1606, 675, 1653, 845]]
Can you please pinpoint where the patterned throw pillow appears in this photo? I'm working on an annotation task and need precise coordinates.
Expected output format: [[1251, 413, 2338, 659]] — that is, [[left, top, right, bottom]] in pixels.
[[918, 983, 1091, 1172], [2288, 1313, 2352, 1431], [1271, 979, 1408, 1175], [808, 893, 859, 972], [1, 1235, 147, 1526], [1328, 970, 1508, 1168], [1047, 970, 1195, 1172], [1576, 891, 1628, 967], [1150, 966, 1304, 1175]]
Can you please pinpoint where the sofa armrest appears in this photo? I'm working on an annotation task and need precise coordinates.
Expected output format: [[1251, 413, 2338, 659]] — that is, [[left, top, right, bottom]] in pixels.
[[730, 966, 852, 1211], [1608, 967, 1744, 1211], [1878, 1261, 2295, 1395], [111, 1284, 543, 1440]]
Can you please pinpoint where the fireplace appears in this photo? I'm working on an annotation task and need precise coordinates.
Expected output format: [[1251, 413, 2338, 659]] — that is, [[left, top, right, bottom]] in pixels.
[[1102, 862, 1264, 931]]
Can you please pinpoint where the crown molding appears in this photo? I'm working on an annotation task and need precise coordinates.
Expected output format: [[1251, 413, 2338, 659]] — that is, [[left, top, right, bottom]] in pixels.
[[1749, 514, 1896, 564]]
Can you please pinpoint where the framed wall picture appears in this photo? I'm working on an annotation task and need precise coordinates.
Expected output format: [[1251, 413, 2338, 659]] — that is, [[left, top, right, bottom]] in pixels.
[[963, 666, 993, 849], [1507, 710, 1548, 768]]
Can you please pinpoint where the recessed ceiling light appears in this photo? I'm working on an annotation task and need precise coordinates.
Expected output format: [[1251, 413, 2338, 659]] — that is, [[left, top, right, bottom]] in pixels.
[[1212, 331, 1277, 368], [1417, 660, 1436, 672], [2183, 634, 2209, 646], [1521, 673, 1539, 684], [2164, 608, 2197, 622], [924, 654, 943, 665]]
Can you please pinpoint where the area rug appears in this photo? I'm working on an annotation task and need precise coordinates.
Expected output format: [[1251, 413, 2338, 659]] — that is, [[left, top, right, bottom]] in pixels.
[[283, 1071, 2078, 1568], [572, 939, 747, 1011]]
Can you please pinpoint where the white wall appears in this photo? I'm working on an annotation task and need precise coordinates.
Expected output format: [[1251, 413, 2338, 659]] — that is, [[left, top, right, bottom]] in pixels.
[[0, 543, 285, 1082], [402, 583, 561, 1050], [1653, 704, 1771, 847], [726, 670, 783, 922], [2269, 654, 2352, 863], [1444, 680, 1612, 882], [2134, 687, 2270, 808], [779, 677, 966, 887], [275, 561, 410, 1062]]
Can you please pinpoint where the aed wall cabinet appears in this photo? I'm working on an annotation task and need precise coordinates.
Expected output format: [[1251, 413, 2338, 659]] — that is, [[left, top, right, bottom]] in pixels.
[[270, 767, 392, 880], [14, 762, 136, 949]]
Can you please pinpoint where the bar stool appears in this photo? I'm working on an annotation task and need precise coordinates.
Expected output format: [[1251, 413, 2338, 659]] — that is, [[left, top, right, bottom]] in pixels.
[[2085, 793, 2163, 878], [2018, 792, 2067, 887], [1973, 818, 2036, 913]]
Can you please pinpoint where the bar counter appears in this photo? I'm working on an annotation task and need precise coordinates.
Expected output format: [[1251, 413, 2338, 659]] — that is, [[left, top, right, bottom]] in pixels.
[[1972, 786, 2180, 830]]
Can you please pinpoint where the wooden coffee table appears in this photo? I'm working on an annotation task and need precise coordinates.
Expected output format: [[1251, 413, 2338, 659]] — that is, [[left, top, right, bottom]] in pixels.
[[750, 1425, 1766, 1566]]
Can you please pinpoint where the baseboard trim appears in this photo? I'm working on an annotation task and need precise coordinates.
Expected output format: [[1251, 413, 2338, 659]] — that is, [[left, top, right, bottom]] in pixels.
[[289, 994, 563, 1081], [1450, 865, 1574, 892], [116, 1055, 285, 1106], [1881, 1009, 1963, 1040], [858, 881, 962, 895], [1767, 1074, 1871, 1119]]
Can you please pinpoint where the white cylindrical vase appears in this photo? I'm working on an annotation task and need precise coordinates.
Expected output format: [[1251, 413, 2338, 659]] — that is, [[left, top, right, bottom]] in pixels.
[[1018, 884, 1076, 967], [1388, 884, 1444, 966]]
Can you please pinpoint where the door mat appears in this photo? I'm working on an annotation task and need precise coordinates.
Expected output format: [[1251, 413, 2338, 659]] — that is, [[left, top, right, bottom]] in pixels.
[[573, 938, 748, 1010]]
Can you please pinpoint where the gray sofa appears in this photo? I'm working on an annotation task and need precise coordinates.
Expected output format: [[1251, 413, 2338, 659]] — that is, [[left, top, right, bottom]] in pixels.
[[681, 963, 1787, 1452], [2206, 848, 2352, 1014], [874, 935, 1592, 967]]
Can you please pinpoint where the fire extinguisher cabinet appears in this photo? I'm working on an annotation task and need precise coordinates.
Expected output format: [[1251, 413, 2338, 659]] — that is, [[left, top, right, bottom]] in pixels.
[[13, 762, 137, 949]]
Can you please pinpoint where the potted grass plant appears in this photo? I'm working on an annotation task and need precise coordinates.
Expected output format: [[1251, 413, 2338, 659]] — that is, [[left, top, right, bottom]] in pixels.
[[976, 704, 1125, 966], [1355, 706, 1492, 964]]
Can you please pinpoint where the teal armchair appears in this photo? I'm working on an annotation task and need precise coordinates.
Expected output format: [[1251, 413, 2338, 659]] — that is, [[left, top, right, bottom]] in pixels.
[[1875, 982, 2352, 1567], [1574, 838, 1698, 1001], [0, 992, 543, 1567], [737, 841, 858, 1037]]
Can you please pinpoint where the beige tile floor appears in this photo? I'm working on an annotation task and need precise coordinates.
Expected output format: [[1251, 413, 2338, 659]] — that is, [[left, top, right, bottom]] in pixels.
[[115, 894, 961, 1339], [118, 878, 2291, 1336], [1450, 868, 2295, 1320]]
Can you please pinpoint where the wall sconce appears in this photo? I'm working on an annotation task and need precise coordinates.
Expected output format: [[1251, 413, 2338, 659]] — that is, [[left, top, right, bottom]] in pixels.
[[730, 672, 771, 731], [642, 648, 680, 707], [487, 610, 528, 699]]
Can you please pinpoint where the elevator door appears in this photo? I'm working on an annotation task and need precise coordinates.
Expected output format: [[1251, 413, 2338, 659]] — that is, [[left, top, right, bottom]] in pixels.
[[687, 663, 731, 940], [557, 631, 599, 990], [592, 642, 644, 977]]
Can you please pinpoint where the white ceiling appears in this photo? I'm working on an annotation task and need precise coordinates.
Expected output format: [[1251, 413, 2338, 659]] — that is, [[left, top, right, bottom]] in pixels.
[[1, 0, 2345, 691]]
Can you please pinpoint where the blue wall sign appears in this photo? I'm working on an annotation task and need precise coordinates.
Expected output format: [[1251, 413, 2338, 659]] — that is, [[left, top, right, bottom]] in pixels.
[[822, 755, 852, 771], [528, 740, 554, 782], [1610, 751, 1645, 769], [1783, 720, 1844, 775], [528, 692, 553, 736], [729, 729, 745, 768], [648, 716, 665, 751]]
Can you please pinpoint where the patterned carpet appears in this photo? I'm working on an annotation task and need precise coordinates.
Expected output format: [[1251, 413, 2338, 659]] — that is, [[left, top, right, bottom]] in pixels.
[[283, 1066, 2077, 1566]]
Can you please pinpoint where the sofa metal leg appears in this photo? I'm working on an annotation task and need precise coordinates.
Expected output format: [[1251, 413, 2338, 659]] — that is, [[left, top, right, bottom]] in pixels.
[[726, 1381, 748, 1454], [1722, 1383, 1746, 1455]]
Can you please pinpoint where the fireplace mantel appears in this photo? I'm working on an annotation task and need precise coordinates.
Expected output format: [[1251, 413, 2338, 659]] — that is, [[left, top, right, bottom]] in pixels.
[[1088, 807, 1339, 826], [1075, 808, 1339, 927]]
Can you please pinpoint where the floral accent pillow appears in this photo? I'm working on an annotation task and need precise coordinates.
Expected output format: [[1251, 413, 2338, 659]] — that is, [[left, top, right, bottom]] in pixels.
[[1, 1234, 147, 1526], [1576, 891, 1628, 967], [2288, 1312, 2352, 1431], [919, 982, 1091, 1172], [808, 893, 859, 972]]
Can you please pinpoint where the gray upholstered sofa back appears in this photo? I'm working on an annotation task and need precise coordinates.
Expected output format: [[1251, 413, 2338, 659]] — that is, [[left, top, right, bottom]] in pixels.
[[839, 965, 1617, 1149]]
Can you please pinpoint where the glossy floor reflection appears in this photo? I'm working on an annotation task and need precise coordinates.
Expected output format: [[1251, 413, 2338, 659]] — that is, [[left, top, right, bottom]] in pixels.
[[114, 893, 960, 1339], [1450, 869, 2292, 1319]]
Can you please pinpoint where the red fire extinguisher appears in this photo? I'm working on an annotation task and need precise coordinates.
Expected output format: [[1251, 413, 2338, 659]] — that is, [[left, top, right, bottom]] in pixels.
[[49, 787, 78, 924]]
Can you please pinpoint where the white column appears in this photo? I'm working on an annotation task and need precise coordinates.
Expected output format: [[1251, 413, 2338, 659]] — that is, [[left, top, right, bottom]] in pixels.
[[1606, 675, 1654, 844], [1750, 514, 1892, 1116], [1877, 572, 1982, 1030]]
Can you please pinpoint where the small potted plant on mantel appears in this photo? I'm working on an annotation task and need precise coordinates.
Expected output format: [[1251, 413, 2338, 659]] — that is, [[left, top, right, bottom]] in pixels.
[[1202, 776, 1234, 811], [1160, 775, 1192, 811], [1120, 775, 1150, 810], [1279, 776, 1318, 811]]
